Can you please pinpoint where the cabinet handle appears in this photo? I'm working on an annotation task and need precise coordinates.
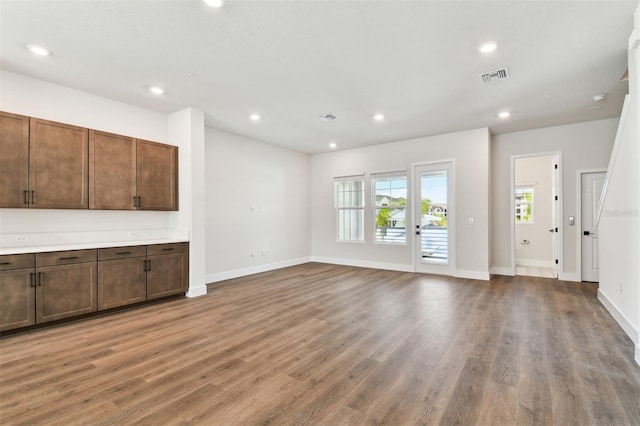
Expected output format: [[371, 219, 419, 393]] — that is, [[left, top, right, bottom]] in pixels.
[[30, 272, 35, 288], [31, 191, 35, 204], [147, 259, 151, 271], [161, 248, 174, 251], [37, 272, 43, 287], [137, 196, 142, 208], [116, 251, 131, 255], [143, 259, 147, 271], [0, 262, 11, 265], [133, 196, 138, 208], [24, 190, 29, 205], [59, 256, 78, 260]]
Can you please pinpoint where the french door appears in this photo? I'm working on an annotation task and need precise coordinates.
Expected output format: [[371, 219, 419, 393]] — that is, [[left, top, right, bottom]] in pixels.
[[414, 162, 454, 275]]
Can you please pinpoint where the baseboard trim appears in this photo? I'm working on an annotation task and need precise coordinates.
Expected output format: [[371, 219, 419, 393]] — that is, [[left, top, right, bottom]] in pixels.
[[516, 259, 556, 268], [186, 285, 207, 298], [310, 256, 413, 273], [490, 266, 514, 276], [597, 289, 639, 345], [558, 272, 581, 282], [206, 257, 311, 284], [454, 270, 490, 281]]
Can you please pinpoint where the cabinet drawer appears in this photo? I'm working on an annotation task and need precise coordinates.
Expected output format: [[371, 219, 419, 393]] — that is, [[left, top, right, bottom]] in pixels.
[[98, 245, 147, 261], [147, 243, 187, 256], [0, 254, 35, 271], [37, 249, 97, 267]]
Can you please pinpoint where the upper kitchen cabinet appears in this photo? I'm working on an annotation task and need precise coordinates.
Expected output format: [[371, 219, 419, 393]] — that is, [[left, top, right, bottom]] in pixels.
[[0, 112, 30, 208], [136, 139, 178, 211], [89, 130, 137, 210], [29, 118, 89, 209]]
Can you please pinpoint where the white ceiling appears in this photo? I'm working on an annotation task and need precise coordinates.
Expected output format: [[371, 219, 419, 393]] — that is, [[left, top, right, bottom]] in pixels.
[[1, 0, 636, 154]]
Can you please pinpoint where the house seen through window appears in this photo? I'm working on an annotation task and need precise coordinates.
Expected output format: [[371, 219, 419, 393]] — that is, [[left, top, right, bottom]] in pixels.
[[373, 173, 407, 244]]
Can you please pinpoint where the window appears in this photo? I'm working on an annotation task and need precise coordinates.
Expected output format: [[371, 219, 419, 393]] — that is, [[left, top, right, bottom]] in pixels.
[[373, 172, 407, 243], [515, 186, 534, 223], [335, 176, 365, 241]]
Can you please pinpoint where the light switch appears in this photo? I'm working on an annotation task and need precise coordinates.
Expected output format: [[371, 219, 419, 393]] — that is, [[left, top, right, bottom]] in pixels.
[[568, 216, 575, 226], [468, 218, 474, 225]]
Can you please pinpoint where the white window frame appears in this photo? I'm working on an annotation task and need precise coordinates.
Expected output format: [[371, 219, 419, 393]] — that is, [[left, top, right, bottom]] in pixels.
[[515, 185, 534, 224], [372, 171, 408, 245], [334, 175, 365, 242]]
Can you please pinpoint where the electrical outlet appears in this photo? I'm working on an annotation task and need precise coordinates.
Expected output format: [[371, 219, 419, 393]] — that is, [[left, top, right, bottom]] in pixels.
[[250, 251, 256, 257], [14, 235, 28, 242], [262, 248, 269, 256]]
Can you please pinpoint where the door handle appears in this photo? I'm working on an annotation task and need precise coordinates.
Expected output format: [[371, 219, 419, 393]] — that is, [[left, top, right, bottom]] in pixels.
[[548, 228, 554, 233], [584, 231, 590, 236]]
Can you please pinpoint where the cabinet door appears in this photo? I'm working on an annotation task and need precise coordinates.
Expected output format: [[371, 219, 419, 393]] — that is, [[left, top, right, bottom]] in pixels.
[[146, 252, 187, 300], [0, 112, 30, 208], [98, 257, 146, 310], [0, 269, 36, 331], [89, 130, 136, 210], [36, 262, 97, 323], [29, 118, 88, 209], [136, 139, 178, 211]]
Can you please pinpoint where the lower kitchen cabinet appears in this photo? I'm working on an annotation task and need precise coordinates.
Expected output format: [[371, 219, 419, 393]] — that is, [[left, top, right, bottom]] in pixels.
[[98, 246, 147, 310], [0, 242, 188, 332], [36, 250, 98, 323], [147, 251, 188, 300], [0, 268, 36, 331]]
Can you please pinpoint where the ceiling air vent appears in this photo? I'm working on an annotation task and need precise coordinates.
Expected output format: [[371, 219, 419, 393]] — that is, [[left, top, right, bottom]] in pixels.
[[318, 113, 338, 122], [480, 67, 510, 83]]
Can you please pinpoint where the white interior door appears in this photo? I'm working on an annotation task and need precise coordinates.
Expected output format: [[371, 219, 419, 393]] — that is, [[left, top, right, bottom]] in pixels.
[[581, 172, 605, 282], [414, 162, 453, 275]]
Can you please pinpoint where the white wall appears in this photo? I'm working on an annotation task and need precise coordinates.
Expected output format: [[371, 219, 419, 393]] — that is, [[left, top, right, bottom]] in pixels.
[[204, 128, 311, 283], [492, 118, 618, 280], [310, 128, 491, 279], [598, 4, 640, 365], [514, 156, 554, 266]]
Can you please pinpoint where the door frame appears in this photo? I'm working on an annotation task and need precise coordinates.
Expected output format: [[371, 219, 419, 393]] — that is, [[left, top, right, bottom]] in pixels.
[[576, 168, 607, 282], [411, 159, 455, 275], [510, 151, 563, 277]]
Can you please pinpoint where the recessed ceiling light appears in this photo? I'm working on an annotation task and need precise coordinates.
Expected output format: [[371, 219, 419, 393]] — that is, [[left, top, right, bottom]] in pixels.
[[498, 111, 510, 119], [478, 42, 497, 53], [149, 86, 165, 95], [204, 0, 225, 7], [329, 142, 337, 149], [373, 113, 385, 121], [593, 94, 606, 102], [27, 44, 51, 56], [250, 113, 261, 121]]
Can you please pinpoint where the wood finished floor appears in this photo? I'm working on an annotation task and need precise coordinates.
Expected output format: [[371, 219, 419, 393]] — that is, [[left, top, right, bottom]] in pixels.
[[1, 263, 639, 425]]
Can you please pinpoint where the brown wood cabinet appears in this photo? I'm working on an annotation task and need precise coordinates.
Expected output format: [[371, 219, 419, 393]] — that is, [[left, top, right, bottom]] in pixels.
[[0, 112, 30, 208], [1, 111, 178, 211], [89, 130, 137, 210], [0, 242, 187, 332], [147, 243, 188, 300], [30, 118, 89, 209], [0, 254, 36, 331], [97, 246, 147, 310], [137, 139, 178, 211], [35, 250, 97, 323]]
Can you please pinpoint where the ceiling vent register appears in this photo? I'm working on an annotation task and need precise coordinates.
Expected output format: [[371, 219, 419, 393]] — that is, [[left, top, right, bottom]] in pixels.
[[318, 114, 338, 122], [480, 67, 510, 83]]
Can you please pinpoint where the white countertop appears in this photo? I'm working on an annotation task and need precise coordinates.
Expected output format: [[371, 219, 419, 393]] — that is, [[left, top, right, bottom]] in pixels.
[[0, 238, 189, 255]]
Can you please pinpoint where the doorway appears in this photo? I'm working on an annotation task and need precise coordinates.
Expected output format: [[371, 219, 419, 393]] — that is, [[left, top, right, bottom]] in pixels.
[[580, 171, 606, 282], [512, 154, 560, 278], [414, 161, 454, 276]]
